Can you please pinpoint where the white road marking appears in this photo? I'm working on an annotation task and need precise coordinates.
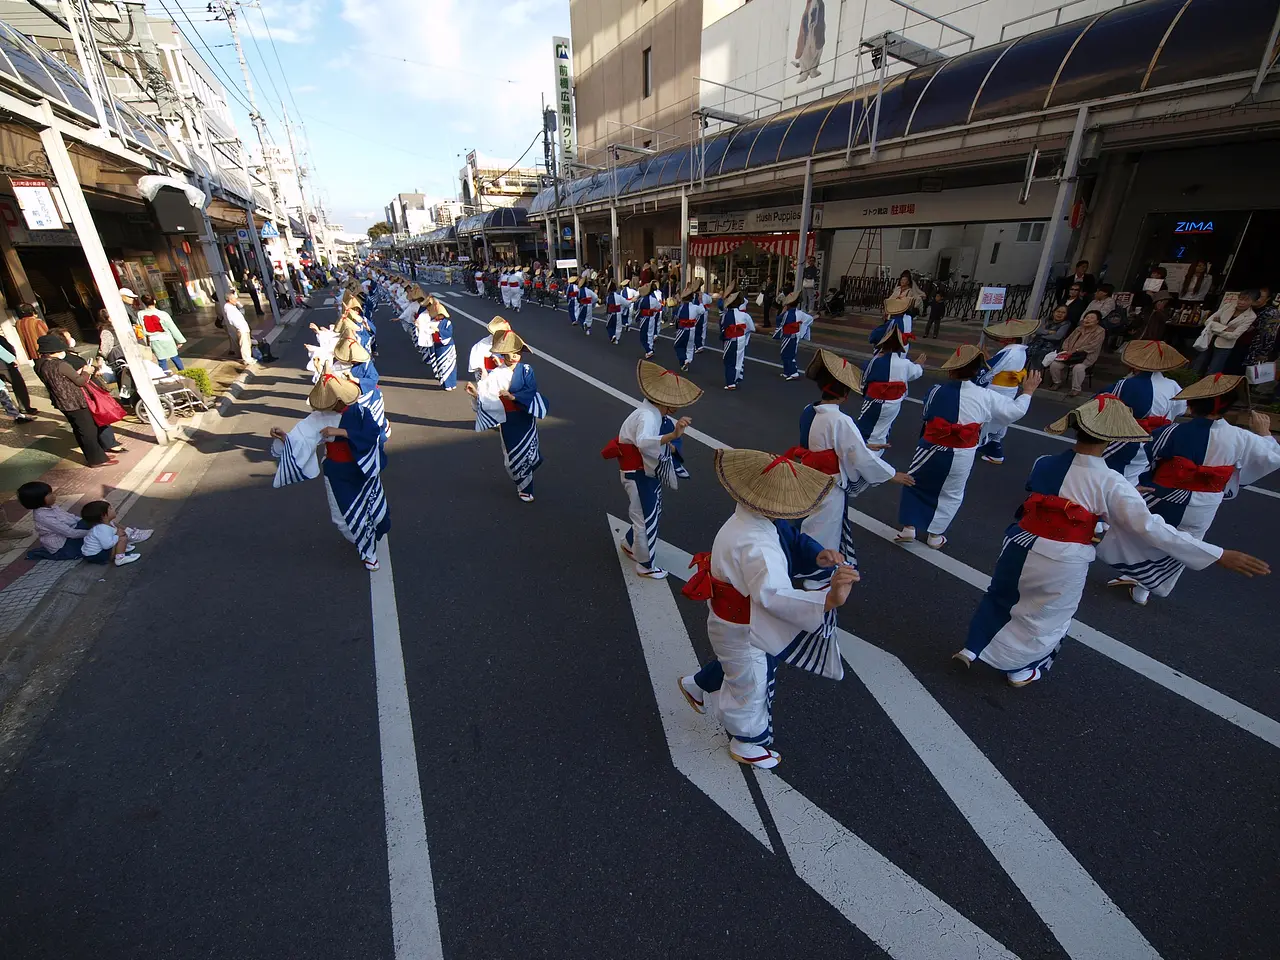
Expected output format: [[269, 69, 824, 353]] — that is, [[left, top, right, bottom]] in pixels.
[[653, 531, 1159, 960], [323, 296, 335, 305], [369, 537, 445, 960], [444, 296, 1279, 740], [847, 507, 1280, 751], [615, 517, 1020, 960], [606, 516, 773, 851]]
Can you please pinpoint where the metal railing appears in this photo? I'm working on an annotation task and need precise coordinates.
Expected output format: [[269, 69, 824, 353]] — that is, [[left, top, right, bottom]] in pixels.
[[999, 0, 1136, 41], [836, 275, 1059, 323]]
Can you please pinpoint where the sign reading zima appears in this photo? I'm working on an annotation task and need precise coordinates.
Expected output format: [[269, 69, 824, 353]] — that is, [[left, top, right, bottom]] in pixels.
[[1174, 221, 1214, 234], [552, 37, 576, 169]]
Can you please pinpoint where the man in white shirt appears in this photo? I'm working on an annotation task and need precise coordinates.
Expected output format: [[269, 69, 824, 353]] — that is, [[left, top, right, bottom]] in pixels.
[[223, 290, 256, 366]]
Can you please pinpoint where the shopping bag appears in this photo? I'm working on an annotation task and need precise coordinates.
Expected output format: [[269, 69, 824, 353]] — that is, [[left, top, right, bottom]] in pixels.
[[755, 293, 765, 307], [83, 380, 126, 427], [1246, 361, 1276, 385]]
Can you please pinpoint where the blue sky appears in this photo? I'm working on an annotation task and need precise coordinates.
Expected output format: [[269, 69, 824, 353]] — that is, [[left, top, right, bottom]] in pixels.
[[152, 0, 570, 232]]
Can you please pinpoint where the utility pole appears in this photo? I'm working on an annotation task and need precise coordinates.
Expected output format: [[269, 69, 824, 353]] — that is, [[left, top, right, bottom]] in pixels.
[[216, 0, 281, 327], [281, 101, 316, 261]]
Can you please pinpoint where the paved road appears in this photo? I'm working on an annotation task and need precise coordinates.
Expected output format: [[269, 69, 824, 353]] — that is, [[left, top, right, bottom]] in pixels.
[[0, 284, 1275, 960]]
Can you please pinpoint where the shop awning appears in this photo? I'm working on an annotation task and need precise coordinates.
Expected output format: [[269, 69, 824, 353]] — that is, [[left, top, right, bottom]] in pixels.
[[689, 233, 816, 257], [455, 206, 531, 236]]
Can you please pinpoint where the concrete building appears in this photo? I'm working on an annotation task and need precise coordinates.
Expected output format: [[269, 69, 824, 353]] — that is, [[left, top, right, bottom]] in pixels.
[[386, 193, 432, 236], [458, 154, 543, 210]]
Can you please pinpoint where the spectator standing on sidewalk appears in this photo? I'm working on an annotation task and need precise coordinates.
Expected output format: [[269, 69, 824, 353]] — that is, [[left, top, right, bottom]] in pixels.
[[760, 278, 778, 330], [924, 292, 946, 338], [223, 289, 257, 367], [15, 302, 47, 362], [801, 256, 819, 314], [0, 337, 34, 424], [0, 331, 33, 414], [137, 294, 187, 372], [33, 334, 119, 467]]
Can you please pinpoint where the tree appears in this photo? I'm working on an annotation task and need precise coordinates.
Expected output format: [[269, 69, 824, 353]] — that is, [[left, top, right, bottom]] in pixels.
[[367, 222, 392, 240]]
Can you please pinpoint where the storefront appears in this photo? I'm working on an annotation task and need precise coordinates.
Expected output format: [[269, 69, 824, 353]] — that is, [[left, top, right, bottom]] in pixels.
[[689, 231, 817, 296]]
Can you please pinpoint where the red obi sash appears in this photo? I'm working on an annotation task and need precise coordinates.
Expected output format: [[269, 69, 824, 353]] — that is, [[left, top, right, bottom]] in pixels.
[[432, 331, 443, 344], [483, 356, 497, 371], [723, 323, 747, 339], [782, 321, 801, 335], [607, 304, 622, 313], [678, 316, 698, 328], [325, 439, 354, 463], [601, 438, 644, 471], [1151, 456, 1234, 492], [550, 284, 560, 292], [922, 417, 981, 448], [783, 445, 839, 475], [866, 381, 907, 401], [534, 281, 545, 289], [640, 308, 657, 317], [683, 553, 751, 624], [1136, 415, 1171, 433], [500, 396, 521, 413], [1017, 493, 1099, 544], [577, 292, 591, 303]]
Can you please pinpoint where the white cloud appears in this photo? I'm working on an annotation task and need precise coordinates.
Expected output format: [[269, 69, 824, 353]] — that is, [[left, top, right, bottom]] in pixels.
[[292, 84, 318, 94], [241, 0, 320, 44]]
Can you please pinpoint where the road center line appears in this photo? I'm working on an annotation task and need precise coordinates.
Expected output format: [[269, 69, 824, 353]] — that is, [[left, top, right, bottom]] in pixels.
[[440, 296, 1278, 747], [369, 537, 445, 960]]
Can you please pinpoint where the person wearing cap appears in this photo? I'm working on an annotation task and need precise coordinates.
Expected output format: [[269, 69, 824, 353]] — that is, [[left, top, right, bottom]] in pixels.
[[789, 350, 912, 584], [958, 395, 1268, 686], [270, 367, 390, 572], [677, 448, 859, 768], [33, 333, 120, 467], [426, 297, 458, 390], [636, 282, 664, 359], [672, 282, 707, 371], [464, 330, 548, 502], [772, 290, 815, 380], [857, 326, 926, 451], [577, 278, 599, 336], [896, 345, 1042, 549], [604, 361, 700, 579], [223, 289, 256, 366], [975, 318, 1039, 465], [720, 286, 755, 390], [1099, 340, 1189, 485], [1098, 374, 1280, 605], [469, 317, 511, 380]]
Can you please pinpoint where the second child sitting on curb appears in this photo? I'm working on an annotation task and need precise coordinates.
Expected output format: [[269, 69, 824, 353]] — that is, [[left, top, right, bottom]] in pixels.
[[79, 499, 152, 567]]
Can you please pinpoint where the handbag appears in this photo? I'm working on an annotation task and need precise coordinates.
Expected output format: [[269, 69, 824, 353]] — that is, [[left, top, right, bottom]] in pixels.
[[1246, 361, 1276, 385], [82, 379, 126, 427], [755, 293, 765, 307]]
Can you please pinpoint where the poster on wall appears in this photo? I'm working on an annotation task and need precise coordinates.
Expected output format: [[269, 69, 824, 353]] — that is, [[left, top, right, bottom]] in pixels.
[[9, 178, 64, 230], [784, 0, 841, 98]]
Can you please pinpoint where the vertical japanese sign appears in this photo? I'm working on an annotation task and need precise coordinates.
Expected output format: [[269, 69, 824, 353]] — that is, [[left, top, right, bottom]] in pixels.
[[9, 178, 64, 230], [552, 37, 576, 171]]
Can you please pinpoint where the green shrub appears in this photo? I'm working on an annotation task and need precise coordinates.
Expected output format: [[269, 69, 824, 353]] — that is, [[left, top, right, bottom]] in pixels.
[[178, 367, 213, 396]]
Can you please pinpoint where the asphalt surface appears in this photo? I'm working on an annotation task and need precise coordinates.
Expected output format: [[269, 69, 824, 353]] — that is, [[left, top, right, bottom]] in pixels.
[[0, 282, 1275, 960]]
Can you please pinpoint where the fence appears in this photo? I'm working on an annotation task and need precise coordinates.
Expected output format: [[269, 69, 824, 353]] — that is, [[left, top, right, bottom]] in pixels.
[[836, 275, 1059, 324]]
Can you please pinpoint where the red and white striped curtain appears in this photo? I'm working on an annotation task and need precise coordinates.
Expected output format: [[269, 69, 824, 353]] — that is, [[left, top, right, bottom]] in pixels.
[[750, 233, 817, 258], [689, 235, 748, 257]]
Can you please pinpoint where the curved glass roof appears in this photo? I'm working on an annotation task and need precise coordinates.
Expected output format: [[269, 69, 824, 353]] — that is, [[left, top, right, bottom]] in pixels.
[[457, 207, 531, 235], [540, 0, 1276, 208]]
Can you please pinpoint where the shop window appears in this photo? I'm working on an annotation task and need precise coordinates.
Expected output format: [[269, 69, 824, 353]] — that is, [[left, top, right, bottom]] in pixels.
[[1016, 221, 1046, 243], [643, 48, 652, 99], [898, 227, 931, 251]]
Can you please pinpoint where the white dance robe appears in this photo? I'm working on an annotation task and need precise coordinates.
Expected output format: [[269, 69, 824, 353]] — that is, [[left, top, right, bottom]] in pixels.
[[721, 307, 755, 386], [1101, 371, 1187, 485], [306, 328, 339, 381], [1097, 418, 1280, 596], [615, 400, 682, 569], [468, 335, 495, 380], [966, 451, 1221, 673], [856, 351, 924, 447], [798, 403, 896, 565], [398, 301, 419, 335], [509, 270, 524, 309], [698, 506, 835, 744], [976, 344, 1028, 449]]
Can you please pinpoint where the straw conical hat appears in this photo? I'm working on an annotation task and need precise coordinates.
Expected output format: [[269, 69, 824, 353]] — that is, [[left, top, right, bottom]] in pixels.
[[714, 448, 835, 520], [567, 274, 579, 284], [940, 344, 987, 370], [1046, 393, 1151, 441], [333, 337, 370, 364], [1173, 373, 1246, 401], [884, 295, 912, 314], [637, 359, 703, 408], [488, 316, 511, 334], [983, 318, 1040, 340], [425, 297, 450, 319], [629, 276, 640, 288], [407, 284, 425, 300], [876, 325, 908, 350], [681, 281, 698, 299], [490, 330, 527, 356], [806, 349, 862, 394], [1121, 339, 1187, 372], [308, 371, 360, 411], [722, 285, 743, 309], [782, 290, 801, 308]]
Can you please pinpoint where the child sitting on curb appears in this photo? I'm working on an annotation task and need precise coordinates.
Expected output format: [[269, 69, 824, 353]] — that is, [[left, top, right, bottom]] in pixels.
[[20, 481, 88, 560], [79, 500, 152, 567]]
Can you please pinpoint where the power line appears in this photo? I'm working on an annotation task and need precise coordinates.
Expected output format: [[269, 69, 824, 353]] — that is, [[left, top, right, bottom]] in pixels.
[[154, 0, 258, 120], [474, 130, 544, 193], [256, 5, 302, 125]]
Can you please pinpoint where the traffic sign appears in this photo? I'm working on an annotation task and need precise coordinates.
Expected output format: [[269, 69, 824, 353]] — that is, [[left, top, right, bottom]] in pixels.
[[235, 228, 250, 242], [260, 221, 280, 239]]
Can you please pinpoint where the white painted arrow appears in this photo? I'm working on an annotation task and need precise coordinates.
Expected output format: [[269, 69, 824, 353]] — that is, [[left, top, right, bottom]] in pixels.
[[610, 512, 1162, 960]]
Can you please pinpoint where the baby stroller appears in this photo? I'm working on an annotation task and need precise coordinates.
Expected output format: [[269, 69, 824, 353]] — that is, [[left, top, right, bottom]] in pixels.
[[115, 359, 210, 422]]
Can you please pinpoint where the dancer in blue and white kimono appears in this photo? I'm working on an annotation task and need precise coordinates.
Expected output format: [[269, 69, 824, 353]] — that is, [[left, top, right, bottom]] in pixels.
[[430, 305, 458, 391], [577, 279, 599, 336], [622, 275, 641, 331], [857, 326, 925, 450], [468, 316, 510, 380], [637, 283, 663, 359], [672, 283, 706, 370], [1098, 339, 1188, 485], [466, 330, 548, 502], [604, 282, 629, 344], [678, 448, 859, 769], [975, 318, 1038, 464], [720, 288, 755, 390], [695, 279, 714, 353], [604, 360, 700, 579], [270, 371, 390, 572], [413, 296, 439, 368], [565, 275, 580, 325], [958, 394, 1266, 686], [788, 350, 910, 584], [1098, 374, 1280, 605], [773, 290, 815, 380], [897, 345, 1041, 549]]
